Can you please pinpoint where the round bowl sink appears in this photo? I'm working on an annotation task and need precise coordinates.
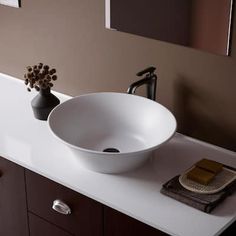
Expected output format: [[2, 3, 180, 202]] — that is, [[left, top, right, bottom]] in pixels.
[[48, 93, 176, 173]]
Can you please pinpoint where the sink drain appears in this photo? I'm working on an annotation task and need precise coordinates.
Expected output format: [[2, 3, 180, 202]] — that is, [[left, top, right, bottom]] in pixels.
[[103, 148, 120, 153]]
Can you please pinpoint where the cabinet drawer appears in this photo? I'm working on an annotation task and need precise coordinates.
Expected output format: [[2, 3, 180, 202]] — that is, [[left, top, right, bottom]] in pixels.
[[25, 170, 102, 236], [29, 212, 72, 236], [104, 206, 168, 236]]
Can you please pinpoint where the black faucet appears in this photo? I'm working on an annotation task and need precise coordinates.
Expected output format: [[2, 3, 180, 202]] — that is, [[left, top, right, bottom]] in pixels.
[[127, 66, 157, 101]]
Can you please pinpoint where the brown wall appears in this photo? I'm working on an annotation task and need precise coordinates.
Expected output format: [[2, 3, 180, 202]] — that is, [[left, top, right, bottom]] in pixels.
[[0, 0, 235, 151]]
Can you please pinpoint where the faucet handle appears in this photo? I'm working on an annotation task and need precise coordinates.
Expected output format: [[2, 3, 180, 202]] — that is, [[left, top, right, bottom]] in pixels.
[[127, 66, 157, 101], [136, 66, 156, 77]]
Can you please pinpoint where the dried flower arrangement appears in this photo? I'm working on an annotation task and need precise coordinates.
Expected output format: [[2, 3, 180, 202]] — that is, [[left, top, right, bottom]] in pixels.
[[24, 63, 57, 92]]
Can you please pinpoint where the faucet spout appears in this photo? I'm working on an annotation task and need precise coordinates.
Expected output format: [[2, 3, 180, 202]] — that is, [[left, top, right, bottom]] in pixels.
[[127, 66, 157, 101]]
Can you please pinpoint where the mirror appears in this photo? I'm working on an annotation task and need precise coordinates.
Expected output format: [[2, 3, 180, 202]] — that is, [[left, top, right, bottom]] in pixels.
[[106, 0, 234, 56], [0, 0, 21, 8]]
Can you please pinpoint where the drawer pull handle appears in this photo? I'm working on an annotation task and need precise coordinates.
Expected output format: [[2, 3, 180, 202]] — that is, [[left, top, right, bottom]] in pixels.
[[52, 200, 71, 215]]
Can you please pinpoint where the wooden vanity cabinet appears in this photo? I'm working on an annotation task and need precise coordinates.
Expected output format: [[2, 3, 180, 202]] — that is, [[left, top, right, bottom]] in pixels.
[[0, 156, 235, 236], [0, 157, 29, 236]]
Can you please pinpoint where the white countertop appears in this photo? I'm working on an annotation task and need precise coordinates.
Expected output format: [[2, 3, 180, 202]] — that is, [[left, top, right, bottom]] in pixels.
[[0, 72, 235, 236]]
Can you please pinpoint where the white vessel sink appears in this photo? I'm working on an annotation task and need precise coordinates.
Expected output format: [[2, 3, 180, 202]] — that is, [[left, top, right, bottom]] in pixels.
[[48, 93, 176, 173]]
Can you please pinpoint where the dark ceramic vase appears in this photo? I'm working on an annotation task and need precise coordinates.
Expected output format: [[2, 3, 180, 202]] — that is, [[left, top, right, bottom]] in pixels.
[[31, 87, 60, 120]]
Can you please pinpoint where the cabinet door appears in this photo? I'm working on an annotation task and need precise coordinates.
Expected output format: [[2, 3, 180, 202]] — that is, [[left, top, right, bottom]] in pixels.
[[0, 157, 29, 236], [104, 206, 168, 236], [220, 221, 236, 235], [25, 170, 102, 236], [29, 212, 72, 236]]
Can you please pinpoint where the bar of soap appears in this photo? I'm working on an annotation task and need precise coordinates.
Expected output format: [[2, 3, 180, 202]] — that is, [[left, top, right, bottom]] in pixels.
[[196, 159, 223, 174], [187, 167, 215, 185]]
